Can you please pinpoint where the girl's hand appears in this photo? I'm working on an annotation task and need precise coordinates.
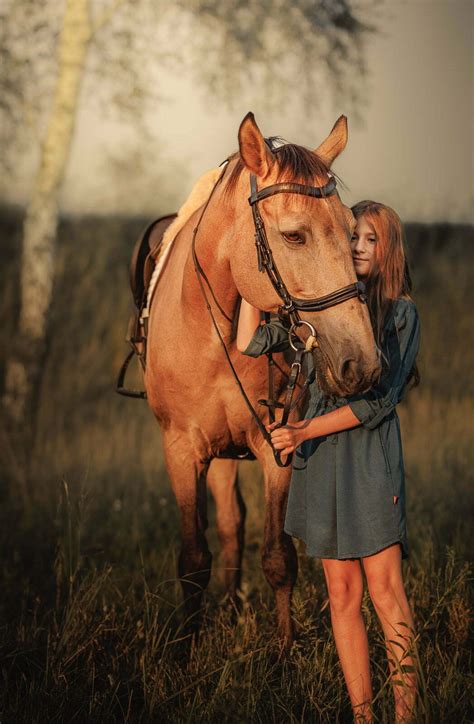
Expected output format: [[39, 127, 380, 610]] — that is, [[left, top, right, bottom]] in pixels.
[[265, 420, 308, 456]]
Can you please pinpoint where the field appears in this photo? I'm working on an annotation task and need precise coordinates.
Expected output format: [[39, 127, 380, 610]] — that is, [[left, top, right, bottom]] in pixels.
[[0, 209, 472, 722]]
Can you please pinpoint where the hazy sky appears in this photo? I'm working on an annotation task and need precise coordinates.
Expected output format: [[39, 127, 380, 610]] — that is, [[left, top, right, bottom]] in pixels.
[[4, 0, 473, 222]]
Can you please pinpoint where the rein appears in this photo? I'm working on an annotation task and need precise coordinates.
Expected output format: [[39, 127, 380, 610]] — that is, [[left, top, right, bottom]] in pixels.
[[191, 165, 285, 462], [191, 151, 367, 468]]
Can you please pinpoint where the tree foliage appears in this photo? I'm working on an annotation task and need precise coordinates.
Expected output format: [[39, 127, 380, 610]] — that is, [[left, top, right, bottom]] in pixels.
[[0, 0, 379, 172], [178, 0, 378, 111]]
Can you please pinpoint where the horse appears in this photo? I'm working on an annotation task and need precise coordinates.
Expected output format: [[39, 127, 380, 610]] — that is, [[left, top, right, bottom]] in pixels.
[[143, 112, 380, 649]]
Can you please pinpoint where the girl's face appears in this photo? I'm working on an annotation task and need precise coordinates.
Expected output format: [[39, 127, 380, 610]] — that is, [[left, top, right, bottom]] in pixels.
[[350, 214, 377, 279]]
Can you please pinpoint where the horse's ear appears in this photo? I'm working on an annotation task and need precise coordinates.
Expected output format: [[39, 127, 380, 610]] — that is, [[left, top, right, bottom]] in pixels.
[[314, 115, 348, 168], [238, 112, 272, 179]]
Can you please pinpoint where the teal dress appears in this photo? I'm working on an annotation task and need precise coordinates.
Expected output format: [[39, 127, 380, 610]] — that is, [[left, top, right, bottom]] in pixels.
[[242, 299, 420, 560]]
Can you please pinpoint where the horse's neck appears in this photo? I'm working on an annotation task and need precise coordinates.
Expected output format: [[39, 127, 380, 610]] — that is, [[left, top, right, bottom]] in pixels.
[[181, 192, 243, 336]]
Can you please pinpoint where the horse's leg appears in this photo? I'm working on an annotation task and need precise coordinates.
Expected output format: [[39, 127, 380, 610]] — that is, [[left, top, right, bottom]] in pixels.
[[163, 431, 212, 639], [261, 464, 298, 651], [207, 458, 246, 602]]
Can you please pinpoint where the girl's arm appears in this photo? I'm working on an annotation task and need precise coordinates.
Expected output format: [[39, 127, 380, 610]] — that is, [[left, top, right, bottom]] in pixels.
[[268, 405, 361, 456], [236, 299, 291, 356], [300, 405, 361, 438], [269, 301, 420, 455], [236, 298, 262, 352], [346, 301, 420, 430]]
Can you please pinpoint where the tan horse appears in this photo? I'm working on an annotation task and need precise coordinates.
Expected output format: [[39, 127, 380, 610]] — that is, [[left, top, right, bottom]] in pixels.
[[144, 113, 380, 648]]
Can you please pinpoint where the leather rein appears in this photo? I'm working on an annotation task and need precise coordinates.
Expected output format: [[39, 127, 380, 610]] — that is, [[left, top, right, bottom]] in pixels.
[[192, 147, 367, 467]]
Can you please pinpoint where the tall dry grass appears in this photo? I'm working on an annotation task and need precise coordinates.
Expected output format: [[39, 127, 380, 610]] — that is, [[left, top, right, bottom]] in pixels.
[[0, 209, 472, 721]]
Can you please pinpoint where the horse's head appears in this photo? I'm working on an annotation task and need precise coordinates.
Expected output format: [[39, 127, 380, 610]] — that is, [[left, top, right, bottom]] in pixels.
[[227, 112, 381, 396]]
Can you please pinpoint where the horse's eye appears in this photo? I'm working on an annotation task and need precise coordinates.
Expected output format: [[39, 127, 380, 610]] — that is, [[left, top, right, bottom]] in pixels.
[[282, 231, 304, 244]]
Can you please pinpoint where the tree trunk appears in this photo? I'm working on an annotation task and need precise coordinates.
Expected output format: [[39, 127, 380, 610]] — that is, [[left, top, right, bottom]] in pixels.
[[2, 0, 91, 436]]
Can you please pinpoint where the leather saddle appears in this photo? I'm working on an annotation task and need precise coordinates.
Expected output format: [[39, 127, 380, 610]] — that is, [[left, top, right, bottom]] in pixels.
[[117, 213, 177, 398], [130, 213, 177, 310]]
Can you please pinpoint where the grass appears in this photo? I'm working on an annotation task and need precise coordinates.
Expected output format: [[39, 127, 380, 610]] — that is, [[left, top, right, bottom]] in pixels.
[[0, 209, 472, 721]]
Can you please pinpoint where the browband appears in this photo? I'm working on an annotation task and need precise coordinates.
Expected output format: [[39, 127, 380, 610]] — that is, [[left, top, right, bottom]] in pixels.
[[248, 174, 337, 205]]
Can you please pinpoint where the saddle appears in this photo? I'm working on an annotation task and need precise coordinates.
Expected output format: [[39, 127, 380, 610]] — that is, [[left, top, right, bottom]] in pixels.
[[117, 213, 177, 398], [130, 213, 177, 309]]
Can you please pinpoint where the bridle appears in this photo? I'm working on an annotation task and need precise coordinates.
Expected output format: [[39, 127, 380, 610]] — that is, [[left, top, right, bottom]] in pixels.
[[192, 139, 368, 467], [249, 139, 367, 339]]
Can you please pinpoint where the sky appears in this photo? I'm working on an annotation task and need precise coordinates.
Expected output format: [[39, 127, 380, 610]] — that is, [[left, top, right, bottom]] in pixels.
[[3, 0, 473, 223]]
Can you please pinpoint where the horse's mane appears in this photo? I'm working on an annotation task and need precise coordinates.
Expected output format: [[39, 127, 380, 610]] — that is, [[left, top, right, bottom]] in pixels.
[[223, 138, 334, 204]]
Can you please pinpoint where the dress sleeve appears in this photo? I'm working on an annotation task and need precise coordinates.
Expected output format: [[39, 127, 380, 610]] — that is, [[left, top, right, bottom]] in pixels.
[[347, 300, 420, 430], [241, 317, 291, 357]]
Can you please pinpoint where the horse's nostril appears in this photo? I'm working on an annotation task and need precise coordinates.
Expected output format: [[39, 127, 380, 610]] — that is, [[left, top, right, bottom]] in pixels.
[[340, 358, 359, 386]]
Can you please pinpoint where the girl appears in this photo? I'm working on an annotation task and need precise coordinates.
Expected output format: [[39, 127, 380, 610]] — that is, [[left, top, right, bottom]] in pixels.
[[237, 201, 420, 722]]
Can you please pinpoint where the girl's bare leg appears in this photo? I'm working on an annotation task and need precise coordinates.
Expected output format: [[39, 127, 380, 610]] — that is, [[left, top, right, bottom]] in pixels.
[[322, 558, 373, 721], [362, 544, 418, 722]]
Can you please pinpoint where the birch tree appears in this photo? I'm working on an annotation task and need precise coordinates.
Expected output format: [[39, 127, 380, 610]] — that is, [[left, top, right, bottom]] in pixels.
[[3, 0, 92, 424], [1, 0, 378, 434]]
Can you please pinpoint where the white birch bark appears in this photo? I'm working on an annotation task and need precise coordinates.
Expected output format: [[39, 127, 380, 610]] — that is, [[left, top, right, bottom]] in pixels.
[[3, 0, 92, 422]]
